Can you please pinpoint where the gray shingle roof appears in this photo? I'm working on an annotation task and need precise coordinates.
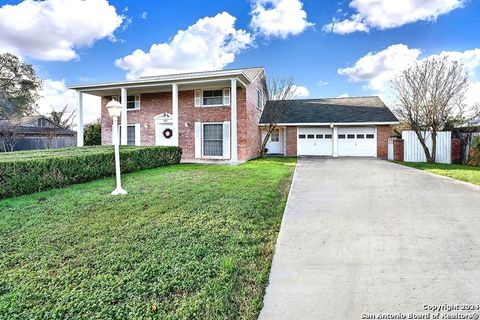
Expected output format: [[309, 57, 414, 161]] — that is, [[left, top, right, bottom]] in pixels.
[[259, 96, 398, 124]]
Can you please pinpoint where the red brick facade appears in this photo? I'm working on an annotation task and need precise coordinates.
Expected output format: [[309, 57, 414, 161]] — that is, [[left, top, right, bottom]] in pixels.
[[376, 125, 391, 159], [100, 77, 264, 162], [285, 127, 297, 156]]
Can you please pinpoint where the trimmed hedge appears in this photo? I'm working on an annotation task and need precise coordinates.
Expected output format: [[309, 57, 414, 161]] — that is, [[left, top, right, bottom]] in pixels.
[[0, 146, 182, 199]]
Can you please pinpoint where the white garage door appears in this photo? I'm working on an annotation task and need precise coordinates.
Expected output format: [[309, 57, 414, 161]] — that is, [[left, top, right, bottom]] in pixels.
[[337, 127, 376, 157], [297, 127, 333, 156]]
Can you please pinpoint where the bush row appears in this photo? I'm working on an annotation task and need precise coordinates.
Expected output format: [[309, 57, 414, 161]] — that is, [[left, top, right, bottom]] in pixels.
[[0, 146, 182, 199]]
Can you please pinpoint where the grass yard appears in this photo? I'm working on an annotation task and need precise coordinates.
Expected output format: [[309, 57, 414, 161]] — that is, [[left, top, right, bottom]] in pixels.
[[0, 157, 295, 319], [397, 162, 480, 186]]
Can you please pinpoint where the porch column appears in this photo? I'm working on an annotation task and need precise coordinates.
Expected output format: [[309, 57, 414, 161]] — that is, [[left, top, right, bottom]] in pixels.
[[120, 87, 127, 145], [230, 78, 238, 162], [332, 125, 338, 157], [76, 91, 84, 147], [172, 83, 179, 146]]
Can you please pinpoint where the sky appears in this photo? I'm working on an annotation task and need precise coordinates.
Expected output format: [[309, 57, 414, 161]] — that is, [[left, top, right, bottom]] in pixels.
[[0, 0, 479, 124]]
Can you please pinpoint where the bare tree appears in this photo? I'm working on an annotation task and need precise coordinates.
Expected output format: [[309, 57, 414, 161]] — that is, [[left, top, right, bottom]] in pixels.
[[0, 117, 21, 152], [390, 57, 473, 163], [48, 105, 75, 129], [259, 77, 297, 156]]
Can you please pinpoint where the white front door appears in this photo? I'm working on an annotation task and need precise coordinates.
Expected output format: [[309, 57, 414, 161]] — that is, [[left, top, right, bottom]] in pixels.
[[267, 128, 284, 154], [297, 127, 333, 156], [156, 122, 175, 146], [337, 127, 376, 157]]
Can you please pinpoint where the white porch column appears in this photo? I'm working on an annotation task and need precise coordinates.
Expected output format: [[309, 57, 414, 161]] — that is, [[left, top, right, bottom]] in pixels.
[[230, 78, 238, 162], [172, 83, 179, 146], [120, 87, 127, 145], [76, 91, 84, 147], [332, 125, 338, 157]]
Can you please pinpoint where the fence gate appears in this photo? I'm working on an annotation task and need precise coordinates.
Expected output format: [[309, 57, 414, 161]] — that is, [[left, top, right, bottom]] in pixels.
[[387, 138, 395, 161], [402, 131, 451, 163]]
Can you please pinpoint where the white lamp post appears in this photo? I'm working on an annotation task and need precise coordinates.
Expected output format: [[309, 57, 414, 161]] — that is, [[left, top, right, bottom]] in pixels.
[[106, 99, 128, 196]]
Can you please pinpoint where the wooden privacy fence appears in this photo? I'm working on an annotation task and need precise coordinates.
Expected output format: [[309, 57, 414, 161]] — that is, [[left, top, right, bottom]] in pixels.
[[401, 131, 451, 163]]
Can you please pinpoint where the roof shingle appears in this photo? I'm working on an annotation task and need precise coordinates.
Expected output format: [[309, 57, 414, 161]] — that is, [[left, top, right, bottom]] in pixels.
[[259, 96, 398, 124]]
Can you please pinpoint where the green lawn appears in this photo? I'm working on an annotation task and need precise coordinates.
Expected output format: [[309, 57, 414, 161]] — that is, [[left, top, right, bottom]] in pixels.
[[0, 157, 296, 319], [397, 162, 480, 186]]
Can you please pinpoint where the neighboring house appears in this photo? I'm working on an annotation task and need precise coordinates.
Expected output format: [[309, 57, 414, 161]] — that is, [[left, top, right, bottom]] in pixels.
[[0, 115, 76, 152], [260, 97, 398, 158], [69, 67, 398, 162]]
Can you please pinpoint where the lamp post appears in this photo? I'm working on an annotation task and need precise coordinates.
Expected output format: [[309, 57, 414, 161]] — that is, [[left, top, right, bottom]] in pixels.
[[106, 99, 128, 196]]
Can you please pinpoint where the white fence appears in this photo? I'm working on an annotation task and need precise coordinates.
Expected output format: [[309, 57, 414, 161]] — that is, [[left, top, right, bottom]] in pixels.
[[387, 138, 395, 160], [402, 131, 451, 163]]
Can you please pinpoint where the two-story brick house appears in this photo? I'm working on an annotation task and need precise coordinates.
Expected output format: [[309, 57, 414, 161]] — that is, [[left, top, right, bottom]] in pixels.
[[70, 67, 398, 162]]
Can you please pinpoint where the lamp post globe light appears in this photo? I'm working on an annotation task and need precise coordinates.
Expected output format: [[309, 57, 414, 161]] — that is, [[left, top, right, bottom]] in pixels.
[[106, 99, 128, 196]]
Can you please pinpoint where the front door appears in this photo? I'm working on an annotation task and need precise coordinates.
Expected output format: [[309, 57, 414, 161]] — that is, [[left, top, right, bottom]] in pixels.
[[156, 122, 175, 146]]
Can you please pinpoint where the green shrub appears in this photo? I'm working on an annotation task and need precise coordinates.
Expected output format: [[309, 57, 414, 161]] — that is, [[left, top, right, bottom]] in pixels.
[[467, 136, 480, 167], [0, 146, 182, 199], [84, 120, 101, 146]]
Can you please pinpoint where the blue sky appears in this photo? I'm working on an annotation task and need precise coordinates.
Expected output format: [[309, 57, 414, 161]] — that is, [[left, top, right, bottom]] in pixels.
[[0, 0, 479, 122]]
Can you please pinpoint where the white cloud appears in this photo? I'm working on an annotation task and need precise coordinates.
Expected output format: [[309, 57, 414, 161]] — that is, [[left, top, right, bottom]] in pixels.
[[38, 79, 100, 125], [324, 0, 464, 34], [0, 0, 124, 61], [338, 44, 422, 91], [337, 44, 480, 105], [337, 93, 349, 98], [115, 12, 253, 79], [292, 85, 309, 98], [317, 80, 329, 86], [250, 0, 313, 38], [141, 11, 148, 20]]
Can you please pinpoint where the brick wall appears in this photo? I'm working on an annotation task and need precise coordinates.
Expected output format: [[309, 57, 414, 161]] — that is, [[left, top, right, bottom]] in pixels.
[[285, 127, 297, 156], [100, 83, 262, 161], [393, 139, 404, 161], [376, 125, 392, 159]]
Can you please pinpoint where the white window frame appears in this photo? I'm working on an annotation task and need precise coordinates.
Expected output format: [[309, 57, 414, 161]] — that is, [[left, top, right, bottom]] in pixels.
[[202, 122, 224, 158], [256, 88, 264, 109], [116, 123, 140, 146], [194, 88, 231, 108], [270, 129, 280, 142], [112, 94, 141, 111]]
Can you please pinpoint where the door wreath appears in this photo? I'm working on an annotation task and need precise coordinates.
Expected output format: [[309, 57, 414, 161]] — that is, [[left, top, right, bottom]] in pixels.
[[163, 128, 173, 139]]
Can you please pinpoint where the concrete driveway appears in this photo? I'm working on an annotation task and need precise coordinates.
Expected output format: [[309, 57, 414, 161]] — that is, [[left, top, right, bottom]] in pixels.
[[259, 157, 480, 320]]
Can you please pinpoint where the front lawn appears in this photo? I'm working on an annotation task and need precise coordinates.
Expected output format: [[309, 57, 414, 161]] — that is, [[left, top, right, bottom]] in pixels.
[[397, 162, 480, 186], [0, 157, 295, 319]]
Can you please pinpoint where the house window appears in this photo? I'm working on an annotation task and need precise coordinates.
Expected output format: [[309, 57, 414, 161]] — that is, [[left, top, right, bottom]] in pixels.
[[356, 134, 365, 139], [316, 134, 323, 139], [112, 94, 140, 110], [37, 118, 47, 127], [256, 89, 263, 108], [118, 125, 138, 146], [338, 134, 346, 139], [325, 134, 332, 139], [203, 124, 223, 156], [299, 134, 306, 139], [127, 95, 140, 110], [271, 129, 280, 142], [307, 134, 314, 139], [366, 134, 375, 139], [347, 134, 355, 139], [203, 90, 224, 106]]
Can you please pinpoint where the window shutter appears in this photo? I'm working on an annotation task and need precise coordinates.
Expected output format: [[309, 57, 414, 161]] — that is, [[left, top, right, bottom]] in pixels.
[[195, 122, 202, 158], [194, 90, 202, 107], [223, 88, 231, 106], [223, 121, 231, 159], [135, 94, 141, 109], [135, 124, 140, 146]]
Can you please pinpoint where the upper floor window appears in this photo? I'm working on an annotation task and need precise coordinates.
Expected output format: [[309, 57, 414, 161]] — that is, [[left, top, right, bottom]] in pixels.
[[37, 118, 48, 127], [112, 94, 141, 110], [195, 89, 230, 107], [256, 89, 263, 108]]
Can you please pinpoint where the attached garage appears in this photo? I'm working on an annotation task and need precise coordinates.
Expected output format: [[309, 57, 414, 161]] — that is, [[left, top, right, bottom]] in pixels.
[[297, 127, 333, 156], [259, 96, 399, 159], [337, 127, 376, 157]]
